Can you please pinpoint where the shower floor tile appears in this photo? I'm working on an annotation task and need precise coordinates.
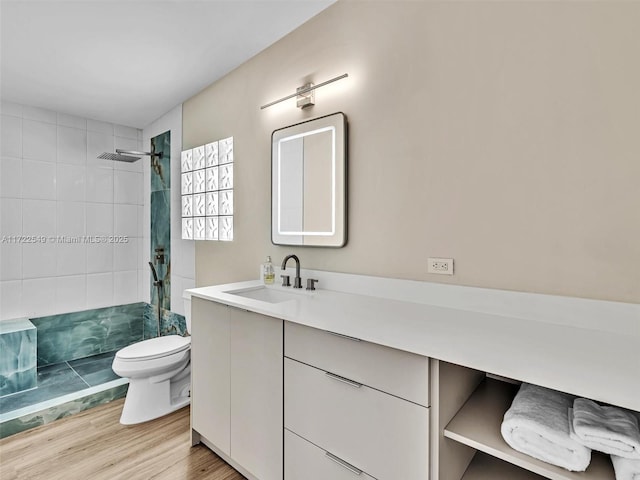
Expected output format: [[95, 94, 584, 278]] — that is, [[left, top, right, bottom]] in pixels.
[[68, 352, 120, 387], [0, 363, 88, 413], [0, 352, 124, 417]]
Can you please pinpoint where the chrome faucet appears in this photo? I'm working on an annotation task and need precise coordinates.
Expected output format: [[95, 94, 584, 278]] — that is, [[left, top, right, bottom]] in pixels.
[[281, 254, 302, 288]]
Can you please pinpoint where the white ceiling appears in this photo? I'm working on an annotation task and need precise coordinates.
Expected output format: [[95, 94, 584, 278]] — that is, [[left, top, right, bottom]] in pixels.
[[0, 0, 335, 128]]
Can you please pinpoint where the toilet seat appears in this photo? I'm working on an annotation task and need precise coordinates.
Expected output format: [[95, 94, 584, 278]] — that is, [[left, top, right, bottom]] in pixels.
[[116, 335, 191, 362]]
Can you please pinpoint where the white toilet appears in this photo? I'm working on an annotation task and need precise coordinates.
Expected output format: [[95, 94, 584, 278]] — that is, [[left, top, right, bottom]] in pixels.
[[112, 300, 192, 425]]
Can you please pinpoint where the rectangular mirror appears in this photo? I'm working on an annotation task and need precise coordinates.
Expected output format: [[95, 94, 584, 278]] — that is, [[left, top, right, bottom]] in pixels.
[[271, 112, 347, 247]]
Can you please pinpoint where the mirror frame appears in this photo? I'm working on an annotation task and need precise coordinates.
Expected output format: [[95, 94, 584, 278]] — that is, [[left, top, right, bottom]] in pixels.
[[271, 112, 347, 247]]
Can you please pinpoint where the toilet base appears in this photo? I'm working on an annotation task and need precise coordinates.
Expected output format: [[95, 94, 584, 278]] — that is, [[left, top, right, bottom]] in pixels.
[[119, 362, 191, 425]]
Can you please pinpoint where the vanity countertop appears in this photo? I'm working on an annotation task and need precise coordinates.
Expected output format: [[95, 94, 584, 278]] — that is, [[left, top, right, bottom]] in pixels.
[[186, 278, 639, 412]]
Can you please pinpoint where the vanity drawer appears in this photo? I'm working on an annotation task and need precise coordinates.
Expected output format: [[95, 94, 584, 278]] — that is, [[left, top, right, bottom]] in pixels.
[[284, 321, 429, 406], [285, 358, 429, 480], [285, 429, 376, 480]]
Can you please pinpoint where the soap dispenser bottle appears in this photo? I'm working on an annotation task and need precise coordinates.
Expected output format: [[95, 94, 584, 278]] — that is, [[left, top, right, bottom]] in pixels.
[[262, 256, 275, 285]]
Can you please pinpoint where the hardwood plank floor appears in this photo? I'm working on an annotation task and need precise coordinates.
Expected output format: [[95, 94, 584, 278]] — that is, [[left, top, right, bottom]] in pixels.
[[0, 399, 245, 480]]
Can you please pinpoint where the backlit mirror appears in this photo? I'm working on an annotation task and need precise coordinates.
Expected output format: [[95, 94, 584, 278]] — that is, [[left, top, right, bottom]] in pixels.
[[271, 112, 347, 247]]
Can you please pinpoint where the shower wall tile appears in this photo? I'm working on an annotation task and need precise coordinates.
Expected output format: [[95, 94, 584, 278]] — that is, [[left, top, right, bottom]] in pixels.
[[1, 101, 23, 117], [114, 125, 139, 140], [22, 199, 56, 236], [171, 275, 194, 317], [56, 243, 87, 276], [114, 170, 142, 205], [55, 275, 86, 313], [86, 243, 113, 273], [22, 159, 56, 200], [0, 281, 22, 320], [86, 273, 114, 309], [0, 156, 22, 198], [142, 302, 156, 339], [113, 238, 138, 272], [114, 136, 142, 173], [150, 138, 170, 192], [0, 244, 22, 281], [22, 120, 56, 162], [22, 106, 57, 124], [0, 318, 37, 397], [164, 310, 187, 336], [144, 105, 193, 318], [114, 204, 138, 237], [142, 302, 187, 340], [0, 102, 143, 322], [31, 302, 144, 365], [1, 115, 22, 158], [150, 189, 171, 310], [21, 278, 56, 317], [87, 119, 114, 135], [57, 112, 87, 130], [113, 271, 139, 305], [86, 203, 113, 236], [87, 131, 114, 169], [22, 243, 57, 278], [137, 205, 144, 237], [57, 202, 86, 236], [56, 164, 86, 201], [0, 198, 22, 236], [57, 126, 87, 165], [86, 167, 114, 203]]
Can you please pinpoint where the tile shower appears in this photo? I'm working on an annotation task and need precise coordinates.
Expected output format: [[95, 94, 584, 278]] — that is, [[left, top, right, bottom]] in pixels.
[[0, 105, 187, 437]]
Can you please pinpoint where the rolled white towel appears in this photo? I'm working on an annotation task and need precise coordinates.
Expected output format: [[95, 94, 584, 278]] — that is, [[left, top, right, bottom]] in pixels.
[[611, 455, 640, 480], [501, 383, 591, 472], [570, 398, 640, 459]]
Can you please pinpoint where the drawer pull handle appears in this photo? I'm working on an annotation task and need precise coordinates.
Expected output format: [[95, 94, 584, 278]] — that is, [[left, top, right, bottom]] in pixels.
[[325, 371, 363, 388], [326, 330, 362, 342], [325, 452, 363, 475]]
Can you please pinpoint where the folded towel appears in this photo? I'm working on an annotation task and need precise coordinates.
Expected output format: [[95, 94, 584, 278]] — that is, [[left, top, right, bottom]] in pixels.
[[612, 455, 640, 480], [570, 398, 640, 459], [501, 383, 591, 472]]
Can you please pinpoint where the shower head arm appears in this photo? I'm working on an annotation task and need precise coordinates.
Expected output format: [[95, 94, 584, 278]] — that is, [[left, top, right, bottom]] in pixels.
[[116, 149, 162, 158]]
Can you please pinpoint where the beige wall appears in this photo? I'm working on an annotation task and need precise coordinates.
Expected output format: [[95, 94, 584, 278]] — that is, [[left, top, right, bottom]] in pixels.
[[183, 1, 640, 303]]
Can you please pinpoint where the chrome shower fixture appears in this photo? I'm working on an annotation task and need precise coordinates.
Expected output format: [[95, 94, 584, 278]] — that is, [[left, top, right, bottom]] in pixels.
[[97, 149, 162, 163]]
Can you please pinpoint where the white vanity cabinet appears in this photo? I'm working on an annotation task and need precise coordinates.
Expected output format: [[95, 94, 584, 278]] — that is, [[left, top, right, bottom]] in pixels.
[[191, 297, 283, 480], [191, 297, 230, 454], [284, 321, 431, 480]]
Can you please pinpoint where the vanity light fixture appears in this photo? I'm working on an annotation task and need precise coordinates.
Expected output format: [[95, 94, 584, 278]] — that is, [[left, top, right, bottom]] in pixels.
[[260, 73, 348, 110]]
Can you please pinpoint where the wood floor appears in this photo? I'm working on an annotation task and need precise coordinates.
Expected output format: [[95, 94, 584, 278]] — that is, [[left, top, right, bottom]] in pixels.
[[0, 399, 245, 480]]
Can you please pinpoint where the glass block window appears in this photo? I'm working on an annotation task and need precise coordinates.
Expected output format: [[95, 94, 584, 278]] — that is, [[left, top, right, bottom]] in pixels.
[[181, 137, 233, 241]]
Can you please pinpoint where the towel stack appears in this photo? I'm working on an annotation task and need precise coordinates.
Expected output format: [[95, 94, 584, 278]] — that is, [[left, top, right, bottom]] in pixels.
[[500, 383, 591, 471], [501, 383, 640, 479], [569, 398, 640, 480]]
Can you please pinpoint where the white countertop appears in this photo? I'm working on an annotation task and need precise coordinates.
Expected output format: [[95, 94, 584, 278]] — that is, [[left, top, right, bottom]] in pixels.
[[186, 275, 639, 412]]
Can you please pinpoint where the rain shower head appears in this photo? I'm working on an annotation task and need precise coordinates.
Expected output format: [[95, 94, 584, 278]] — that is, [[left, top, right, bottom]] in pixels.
[[98, 152, 141, 162], [97, 149, 162, 163]]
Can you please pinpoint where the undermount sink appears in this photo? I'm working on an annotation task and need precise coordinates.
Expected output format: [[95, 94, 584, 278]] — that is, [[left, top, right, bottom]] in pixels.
[[225, 286, 302, 304]]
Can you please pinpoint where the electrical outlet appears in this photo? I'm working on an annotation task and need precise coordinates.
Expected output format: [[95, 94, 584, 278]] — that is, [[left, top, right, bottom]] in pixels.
[[428, 257, 454, 275]]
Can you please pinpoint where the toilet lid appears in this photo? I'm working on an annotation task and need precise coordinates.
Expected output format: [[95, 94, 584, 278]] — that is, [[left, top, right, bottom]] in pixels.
[[117, 335, 191, 361]]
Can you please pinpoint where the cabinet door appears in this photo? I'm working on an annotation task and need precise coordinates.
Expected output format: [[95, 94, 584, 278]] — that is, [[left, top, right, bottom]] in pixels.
[[230, 308, 283, 480], [191, 297, 231, 456]]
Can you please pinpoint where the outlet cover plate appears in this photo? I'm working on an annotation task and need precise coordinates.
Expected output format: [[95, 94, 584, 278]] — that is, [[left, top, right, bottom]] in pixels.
[[428, 257, 454, 275]]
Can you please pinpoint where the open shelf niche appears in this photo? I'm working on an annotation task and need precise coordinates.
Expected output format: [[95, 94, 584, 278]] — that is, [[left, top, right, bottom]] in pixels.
[[430, 360, 617, 480]]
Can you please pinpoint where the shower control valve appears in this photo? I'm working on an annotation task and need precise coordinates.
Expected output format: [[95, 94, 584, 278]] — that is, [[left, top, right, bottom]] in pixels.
[[154, 247, 165, 264]]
